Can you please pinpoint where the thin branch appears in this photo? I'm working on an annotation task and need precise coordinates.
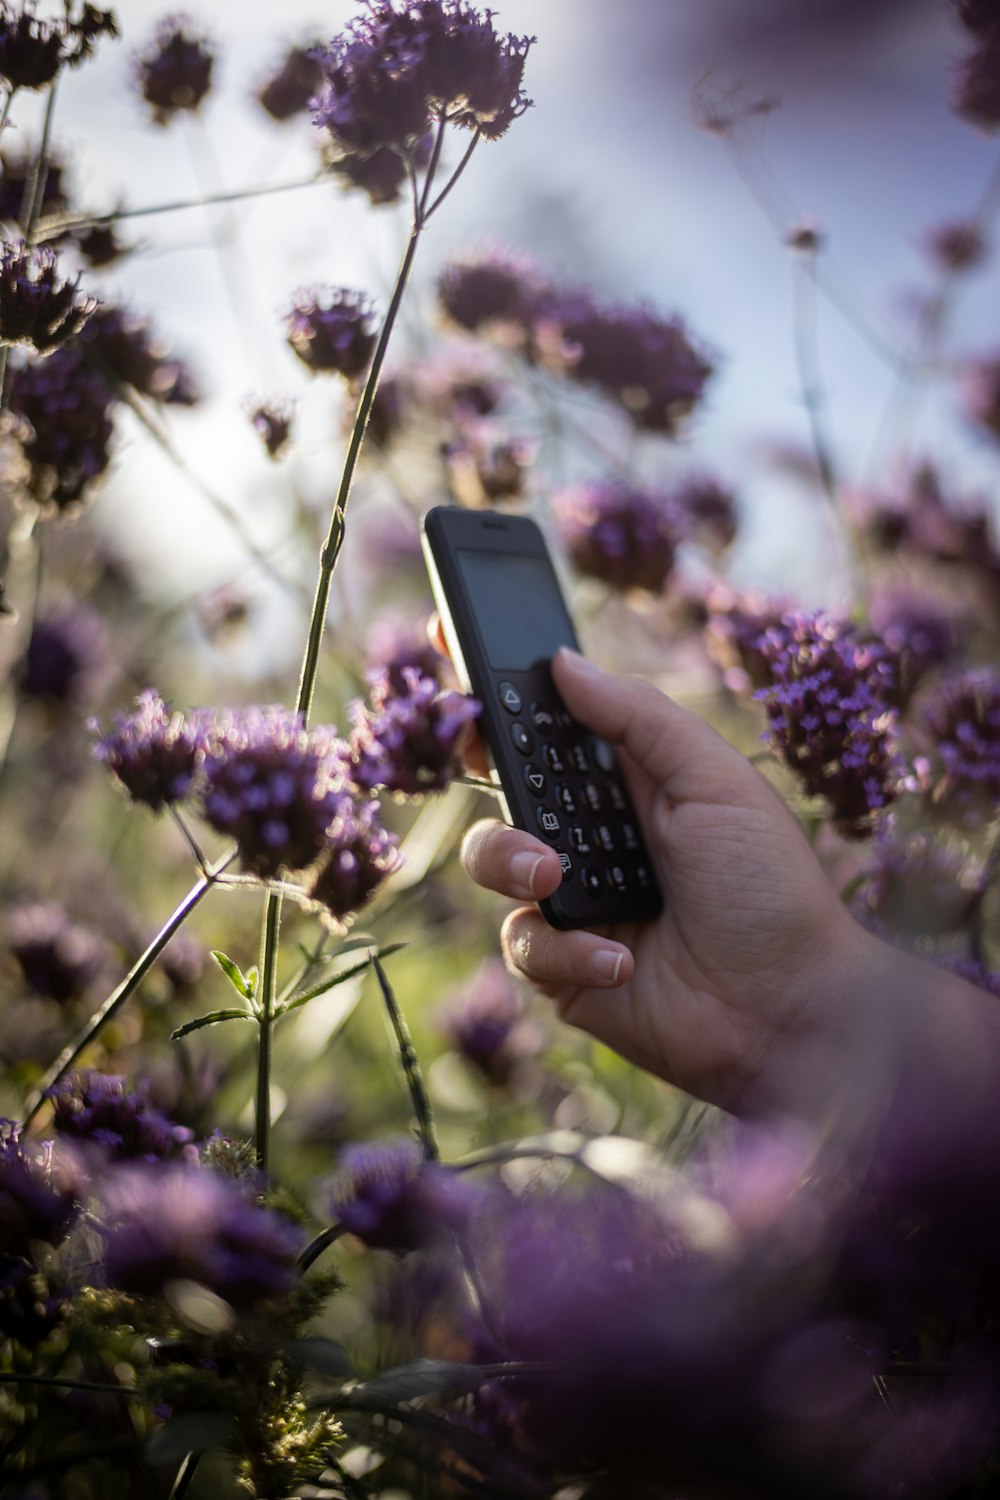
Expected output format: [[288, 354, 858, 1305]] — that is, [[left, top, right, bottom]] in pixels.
[[170, 806, 209, 873], [373, 952, 438, 1161], [0, 1371, 138, 1397], [297, 1220, 346, 1275], [423, 128, 481, 221], [36, 171, 326, 242], [255, 892, 282, 1173]]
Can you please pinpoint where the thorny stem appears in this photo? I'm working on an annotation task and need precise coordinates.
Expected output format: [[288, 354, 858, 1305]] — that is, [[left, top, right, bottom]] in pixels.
[[255, 892, 282, 1173], [37, 171, 325, 242], [372, 953, 438, 1161], [24, 851, 236, 1126]]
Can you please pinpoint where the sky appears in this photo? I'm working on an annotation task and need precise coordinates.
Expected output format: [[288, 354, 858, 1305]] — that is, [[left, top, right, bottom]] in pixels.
[[16, 0, 1000, 675]]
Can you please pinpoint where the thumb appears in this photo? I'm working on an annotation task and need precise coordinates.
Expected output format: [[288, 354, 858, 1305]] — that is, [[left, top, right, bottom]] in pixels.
[[552, 647, 741, 801]]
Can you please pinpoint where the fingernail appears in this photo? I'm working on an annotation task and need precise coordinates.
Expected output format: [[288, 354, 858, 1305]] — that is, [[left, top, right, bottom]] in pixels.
[[509, 850, 547, 898], [590, 947, 625, 984]]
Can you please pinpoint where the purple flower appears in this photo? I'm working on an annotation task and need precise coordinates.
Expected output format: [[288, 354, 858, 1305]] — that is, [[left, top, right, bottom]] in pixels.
[[436, 958, 540, 1087], [10, 347, 116, 508], [92, 689, 205, 812], [198, 707, 348, 879], [533, 290, 714, 435], [438, 245, 540, 341], [444, 421, 534, 506], [553, 481, 683, 593], [672, 473, 739, 554], [99, 1163, 302, 1306], [17, 601, 108, 703], [852, 463, 1000, 592], [0, 4, 62, 91], [754, 611, 901, 839], [365, 613, 442, 694], [79, 302, 198, 406], [285, 287, 378, 379], [0, 142, 67, 230], [312, 1, 533, 159], [5, 901, 103, 1004], [0, 240, 97, 355], [133, 15, 215, 126], [73, 220, 132, 268], [50, 1072, 197, 1164], [331, 1138, 475, 1250], [954, 28, 1000, 132], [306, 798, 400, 923], [857, 831, 982, 939], [0, 1123, 78, 1260], [348, 667, 480, 795], [705, 587, 792, 695], [867, 590, 960, 706], [255, 42, 323, 123], [918, 668, 1000, 826], [325, 138, 422, 206], [157, 930, 206, 992], [924, 219, 988, 273], [248, 400, 293, 459]]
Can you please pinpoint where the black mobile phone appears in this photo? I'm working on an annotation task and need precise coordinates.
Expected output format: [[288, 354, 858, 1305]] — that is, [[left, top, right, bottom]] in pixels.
[[421, 505, 663, 931]]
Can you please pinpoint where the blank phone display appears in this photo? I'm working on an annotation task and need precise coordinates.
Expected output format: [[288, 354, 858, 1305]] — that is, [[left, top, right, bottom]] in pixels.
[[456, 549, 575, 671]]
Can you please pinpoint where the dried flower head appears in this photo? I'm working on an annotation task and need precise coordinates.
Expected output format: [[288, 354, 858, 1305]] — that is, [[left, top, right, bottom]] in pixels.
[[50, 1072, 197, 1163], [133, 14, 214, 126], [285, 286, 378, 379], [198, 707, 348, 879], [436, 957, 540, 1087], [91, 689, 205, 812], [553, 481, 683, 593], [0, 240, 97, 354], [99, 1163, 302, 1306], [754, 611, 900, 839], [348, 667, 479, 795], [5, 901, 103, 1004], [918, 668, 1000, 826], [255, 41, 323, 122], [330, 1138, 476, 1251], [307, 798, 400, 923], [248, 399, 293, 459]]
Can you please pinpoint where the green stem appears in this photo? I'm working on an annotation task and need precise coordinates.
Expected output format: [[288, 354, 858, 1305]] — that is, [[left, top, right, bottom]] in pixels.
[[254, 892, 281, 1173], [24, 852, 235, 1126], [372, 953, 438, 1161], [297, 1221, 346, 1275], [21, 75, 58, 247]]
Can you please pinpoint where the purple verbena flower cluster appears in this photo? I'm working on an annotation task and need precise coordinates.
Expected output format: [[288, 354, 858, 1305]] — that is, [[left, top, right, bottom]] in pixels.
[[858, 830, 982, 939], [306, 798, 401, 924], [18, 601, 108, 702], [868, 589, 961, 706], [437, 244, 541, 340], [5, 900, 103, 1004], [248, 399, 293, 459], [952, 0, 1000, 132], [49, 1072, 197, 1164], [436, 958, 540, 1088], [365, 613, 443, 693], [331, 1137, 476, 1250], [925, 218, 988, 273], [672, 473, 739, 554], [10, 348, 116, 508], [853, 463, 1000, 596], [0, 1122, 78, 1263], [312, 1, 534, 175], [99, 1162, 302, 1307], [918, 667, 1000, 826], [285, 287, 378, 379], [705, 588, 792, 695], [553, 481, 684, 593], [133, 15, 214, 126], [92, 689, 206, 812], [348, 666, 480, 795], [255, 42, 323, 123], [0, 2, 116, 93], [0, 142, 67, 230], [754, 611, 901, 838], [0, 241, 98, 355], [79, 303, 198, 406]]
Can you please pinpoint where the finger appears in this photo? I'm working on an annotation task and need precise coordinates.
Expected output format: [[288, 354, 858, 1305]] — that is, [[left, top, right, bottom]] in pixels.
[[427, 613, 492, 778], [461, 819, 563, 901], [501, 906, 634, 996], [427, 612, 448, 660], [552, 646, 759, 807]]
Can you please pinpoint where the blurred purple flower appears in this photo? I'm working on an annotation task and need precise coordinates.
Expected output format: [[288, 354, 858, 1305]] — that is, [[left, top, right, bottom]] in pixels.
[[954, 28, 1000, 131], [324, 137, 418, 206], [365, 612, 442, 693], [156, 929, 206, 993], [285, 287, 378, 379], [705, 587, 792, 695], [868, 590, 961, 706], [438, 245, 540, 342], [553, 481, 683, 593], [851, 463, 1000, 593], [348, 667, 479, 795], [436, 958, 541, 1087], [0, 1122, 78, 1260], [99, 1162, 302, 1306], [0, 4, 62, 92], [330, 1138, 476, 1250], [73, 221, 132, 269], [857, 830, 981, 939], [673, 473, 739, 554], [198, 707, 349, 879], [0, 141, 67, 236], [754, 612, 900, 838], [50, 1072, 198, 1164], [918, 667, 1000, 826], [924, 219, 988, 273], [255, 41, 323, 123], [0, 1256, 69, 1348], [91, 689, 205, 812], [5, 900, 103, 1004], [248, 399, 293, 459], [17, 601, 108, 703], [133, 15, 215, 126], [0, 240, 97, 355], [79, 302, 198, 406], [306, 797, 400, 923], [444, 421, 534, 506], [10, 346, 116, 508]]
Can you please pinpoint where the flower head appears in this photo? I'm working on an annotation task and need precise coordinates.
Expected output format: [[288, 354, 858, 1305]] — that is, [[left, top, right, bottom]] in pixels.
[[285, 287, 378, 379], [10, 346, 116, 508], [444, 421, 534, 506], [754, 612, 900, 838], [924, 219, 988, 273], [553, 481, 683, 593], [307, 798, 400, 923], [436, 958, 540, 1087], [134, 15, 215, 126], [858, 831, 982, 939], [365, 613, 442, 693], [330, 1138, 476, 1250], [99, 1163, 302, 1306], [255, 41, 323, 122], [438, 245, 540, 341], [5, 901, 103, 1004], [92, 689, 205, 812], [705, 588, 792, 695], [918, 668, 1000, 826], [348, 667, 479, 795], [868, 590, 961, 706], [0, 1122, 78, 1261], [73, 221, 132, 269], [0, 3, 114, 94], [50, 1073, 197, 1164], [248, 399, 293, 459], [79, 303, 198, 405], [0, 143, 67, 230], [673, 473, 739, 554], [17, 601, 108, 701], [198, 707, 348, 878], [954, 28, 1000, 132], [0, 241, 96, 355]]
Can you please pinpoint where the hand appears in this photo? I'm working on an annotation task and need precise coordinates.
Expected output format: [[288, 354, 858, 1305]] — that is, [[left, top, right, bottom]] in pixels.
[[450, 642, 881, 1124]]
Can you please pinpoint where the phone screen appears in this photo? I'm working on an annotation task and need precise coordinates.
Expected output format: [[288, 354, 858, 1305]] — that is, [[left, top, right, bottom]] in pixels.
[[456, 548, 576, 671]]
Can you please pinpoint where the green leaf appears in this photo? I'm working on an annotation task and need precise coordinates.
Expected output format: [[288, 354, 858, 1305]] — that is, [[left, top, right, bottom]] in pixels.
[[244, 965, 259, 996], [277, 944, 405, 1017], [289, 1336, 354, 1378], [342, 1358, 489, 1411], [171, 1008, 258, 1041], [147, 1410, 236, 1465], [210, 950, 254, 1000]]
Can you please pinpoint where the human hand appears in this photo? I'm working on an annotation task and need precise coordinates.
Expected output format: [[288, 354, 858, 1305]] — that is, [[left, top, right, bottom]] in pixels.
[[448, 641, 882, 1124]]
